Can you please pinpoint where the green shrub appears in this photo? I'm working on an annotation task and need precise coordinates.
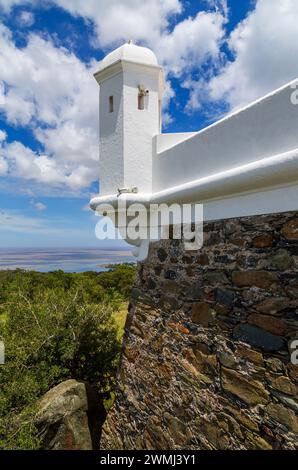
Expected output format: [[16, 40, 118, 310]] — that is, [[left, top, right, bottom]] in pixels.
[[0, 264, 136, 449]]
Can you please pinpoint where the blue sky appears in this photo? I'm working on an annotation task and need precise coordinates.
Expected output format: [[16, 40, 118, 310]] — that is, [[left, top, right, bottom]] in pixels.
[[1, 0, 298, 248]]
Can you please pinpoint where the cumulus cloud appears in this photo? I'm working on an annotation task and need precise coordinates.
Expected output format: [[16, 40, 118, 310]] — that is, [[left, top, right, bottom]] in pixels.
[[0, 130, 8, 174], [4, 0, 298, 123], [0, 129, 7, 143], [0, 80, 5, 105], [34, 201, 47, 211], [0, 0, 34, 13], [0, 24, 99, 190], [207, 0, 298, 110], [1, 0, 226, 72], [0, 159, 8, 175], [50, 0, 226, 78], [52, 0, 182, 48], [18, 10, 35, 27], [156, 10, 225, 77], [0, 140, 95, 190]]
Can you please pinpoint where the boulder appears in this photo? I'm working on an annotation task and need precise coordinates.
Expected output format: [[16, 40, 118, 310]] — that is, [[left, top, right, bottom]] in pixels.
[[35, 379, 104, 450]]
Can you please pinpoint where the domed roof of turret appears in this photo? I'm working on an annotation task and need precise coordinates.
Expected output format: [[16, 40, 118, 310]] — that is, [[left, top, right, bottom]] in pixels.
[[98, 41, 159, 71]]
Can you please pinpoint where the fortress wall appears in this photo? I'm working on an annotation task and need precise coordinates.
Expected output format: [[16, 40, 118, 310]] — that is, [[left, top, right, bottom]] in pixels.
[[153, 81, 298, 192], [101, 210, 298, 450]]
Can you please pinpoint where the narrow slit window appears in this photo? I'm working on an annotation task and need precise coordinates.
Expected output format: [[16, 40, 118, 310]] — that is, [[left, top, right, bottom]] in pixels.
[[138, 93, 145, 110], [109, 96, 114, 113]]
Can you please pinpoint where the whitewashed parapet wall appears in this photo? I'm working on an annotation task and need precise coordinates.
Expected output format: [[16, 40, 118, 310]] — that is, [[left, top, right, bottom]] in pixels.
[[153, 80, 298, 220]]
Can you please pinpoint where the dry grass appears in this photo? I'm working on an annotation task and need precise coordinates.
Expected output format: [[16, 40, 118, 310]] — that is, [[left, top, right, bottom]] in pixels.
[[113, 302, 128, 340]]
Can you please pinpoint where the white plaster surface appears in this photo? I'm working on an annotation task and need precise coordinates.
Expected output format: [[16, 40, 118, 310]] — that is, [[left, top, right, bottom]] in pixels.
[[99, 73, 124, 195], [155, 132, 196, 154], [96, 44, 163, 196], [98, 43, 158, 73], [91, 148, 298, 213], [123, 67, 161, 194], [203, 184, 298, 221], [153, 79, 298, 192]]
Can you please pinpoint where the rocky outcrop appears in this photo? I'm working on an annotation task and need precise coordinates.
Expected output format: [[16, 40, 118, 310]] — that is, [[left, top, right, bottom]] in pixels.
[[35, 379, 105, 450], [101, 211, 298, 450]]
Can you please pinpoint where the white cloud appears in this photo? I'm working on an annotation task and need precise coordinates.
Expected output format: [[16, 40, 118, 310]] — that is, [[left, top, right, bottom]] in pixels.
[[52, 0, 182, 48], [0, 130, 8, 175], [1, 0, 226, 74], [50, 0, 225, 78], [0, 129, 7, 142], [0, 140, 96, 190], [0, 0, 34, 13], [207, 0, 298, 110], [157, 10, 225, 77], [0, 208, 91, 240], [34, 201, 47, 211], [0, 80, 5, 105], [0, 158, 8, 175], [0, 209, 46, 233], [82, 203, 92, 212], [18, 10, 35, 27], [206, 0, 228, 17], [0, 24, 99, 190]]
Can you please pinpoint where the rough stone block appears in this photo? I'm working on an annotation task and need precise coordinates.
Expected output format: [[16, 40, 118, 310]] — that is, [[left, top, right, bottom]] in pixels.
[[232, 270, 278, 288], [233, 324, 285, 352], [221, 367, 270, 405]]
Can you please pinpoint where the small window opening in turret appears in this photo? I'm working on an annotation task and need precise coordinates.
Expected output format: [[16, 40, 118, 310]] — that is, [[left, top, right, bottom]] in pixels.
[[109, 95, 114, 113], [138, 93, 145, 110], [138, 85, 149, 110]]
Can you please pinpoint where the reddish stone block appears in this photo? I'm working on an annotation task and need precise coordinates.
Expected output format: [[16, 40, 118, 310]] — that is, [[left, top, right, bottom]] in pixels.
[[252, 234, 274, 248], [281, 219, 298, 241], [232, 270, 278, 288], [247, 313, 286, 336]]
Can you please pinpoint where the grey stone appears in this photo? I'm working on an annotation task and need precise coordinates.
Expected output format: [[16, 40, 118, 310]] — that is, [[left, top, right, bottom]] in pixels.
[[164, 270, 177, 280], [271, 391, 298, 413], [35, 379, 103, 450], [215, 288, 234, 307], [131, 288, 142, 299], [218, 352, 238, 368], [271, 249, 292, 270], [147, 278, 156, 290], [233, 324, 285, 352], [188, 281, 204, 299], [203, 272, 229, 285], [157, 248, 168, 262]]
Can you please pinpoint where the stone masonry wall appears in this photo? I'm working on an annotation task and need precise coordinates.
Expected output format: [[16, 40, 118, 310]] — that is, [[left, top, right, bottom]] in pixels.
[[101, 211, 298, 450]]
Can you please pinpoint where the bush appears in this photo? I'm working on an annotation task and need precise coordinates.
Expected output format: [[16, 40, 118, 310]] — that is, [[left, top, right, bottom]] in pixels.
[[0, 264, 136, 449]]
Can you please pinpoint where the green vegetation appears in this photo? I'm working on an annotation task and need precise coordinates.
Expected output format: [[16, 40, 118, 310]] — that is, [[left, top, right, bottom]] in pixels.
[[0, 265, 136, 450]]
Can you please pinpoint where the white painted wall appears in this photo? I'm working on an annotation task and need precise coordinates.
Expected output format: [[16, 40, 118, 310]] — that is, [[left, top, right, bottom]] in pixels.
[[155, 132, 196, 154], [99, 73, 124, 196], [203, 184, 298, 222], [153, 79, 298, 192], [123, 63, 161, 194], [98, 61, 162, 196]]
